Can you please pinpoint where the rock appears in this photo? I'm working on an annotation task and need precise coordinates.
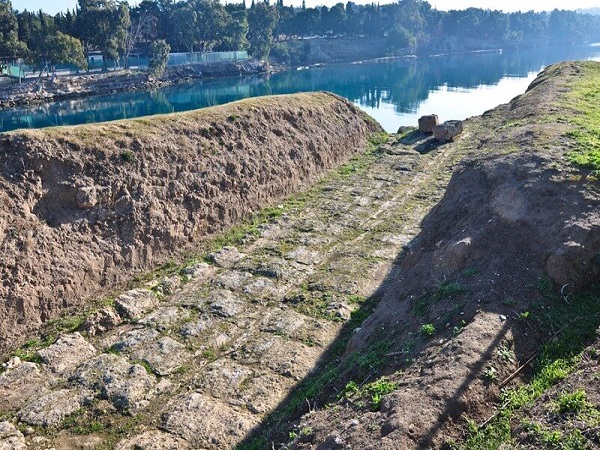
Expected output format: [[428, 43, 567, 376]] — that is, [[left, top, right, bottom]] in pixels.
[[115, 289, 159, 320], [37, 332, 97, 375], [1, 356, 20, 369], [81, 306, 122, 336], [0, 362, 49, 411], [155, 275, 182, 296], [18, 389, 90, 426], [76, 186, 97, 208], [161, 393, 258, 447], [209, 289, 245, 318], [180, 262, 210, 281], [105, 327, 160, 353], [433, 120, 464, 143], [70, 353, 155, 411], [396, 125, 413, 135], [115, 430, 190, 450], [207, 246, 244, 268], [242, 277, 276, 297], [286, 247, 321, 265], [213, 270, 253, 291], [0, 421, 26, 450], [128, 337, 191, 376], [327, 302, 353, 321], [418, 114, 439, 133], [139, 306, 191, 332]]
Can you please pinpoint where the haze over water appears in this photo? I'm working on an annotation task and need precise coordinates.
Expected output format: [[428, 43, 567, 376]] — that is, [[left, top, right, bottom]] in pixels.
[[3, 44, 600, 134]]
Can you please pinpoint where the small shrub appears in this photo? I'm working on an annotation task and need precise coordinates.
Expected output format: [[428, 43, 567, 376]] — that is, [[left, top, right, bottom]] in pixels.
[[120, 150, 135, 162], [556, 389, 588, 414], [421, 323, 436, 336], [483, 366, 498, 382]]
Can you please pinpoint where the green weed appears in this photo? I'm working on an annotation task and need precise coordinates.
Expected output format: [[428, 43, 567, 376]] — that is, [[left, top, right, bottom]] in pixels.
[[420, 323, 436, 337], [461, 284, 600, 448], [556, 389, 588, 414]]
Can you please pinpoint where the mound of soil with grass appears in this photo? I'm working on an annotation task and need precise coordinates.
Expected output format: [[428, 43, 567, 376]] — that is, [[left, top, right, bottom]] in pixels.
[[0, 92, 381, 351], [286, 62, 600, 449]]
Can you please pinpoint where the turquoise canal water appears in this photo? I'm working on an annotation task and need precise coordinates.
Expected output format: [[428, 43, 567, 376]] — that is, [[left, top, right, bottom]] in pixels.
[[3, 45, 600, 133]]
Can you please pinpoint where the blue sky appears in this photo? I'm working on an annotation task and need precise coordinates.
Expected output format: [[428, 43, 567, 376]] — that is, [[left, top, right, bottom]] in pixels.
[[10, 0, 600, 15]]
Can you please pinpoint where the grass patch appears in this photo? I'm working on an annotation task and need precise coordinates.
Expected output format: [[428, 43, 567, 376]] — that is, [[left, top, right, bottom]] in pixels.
[[342, 376, 398, 410], [461, 284, 600, 449], [563, 62, 600, 172], [555, 389, 589, 415]]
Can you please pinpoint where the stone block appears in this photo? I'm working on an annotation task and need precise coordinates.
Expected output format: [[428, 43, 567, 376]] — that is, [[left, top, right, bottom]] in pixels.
[[418, 114, 439, 133], [433, 120, 464, 143]]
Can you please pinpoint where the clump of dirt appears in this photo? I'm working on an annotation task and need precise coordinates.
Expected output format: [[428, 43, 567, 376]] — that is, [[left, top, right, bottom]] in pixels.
[[285, 62, 600, 449], [0, 92, 381, 351]]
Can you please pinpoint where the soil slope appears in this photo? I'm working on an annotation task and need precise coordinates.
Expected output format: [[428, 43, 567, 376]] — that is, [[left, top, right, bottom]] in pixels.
[[286, 61, 600, 449], [0, 92, 380, 351]]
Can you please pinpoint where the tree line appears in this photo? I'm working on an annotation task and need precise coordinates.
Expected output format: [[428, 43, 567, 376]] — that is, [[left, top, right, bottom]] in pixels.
[[1, 0, 599, 74]]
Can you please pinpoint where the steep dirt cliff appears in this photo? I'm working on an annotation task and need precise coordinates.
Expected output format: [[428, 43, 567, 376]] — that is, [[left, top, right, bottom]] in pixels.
[[0, 92, 381, 351]]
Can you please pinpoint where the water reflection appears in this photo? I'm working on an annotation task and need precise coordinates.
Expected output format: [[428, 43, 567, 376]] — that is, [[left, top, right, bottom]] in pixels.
[[3, 44, 600, 133]]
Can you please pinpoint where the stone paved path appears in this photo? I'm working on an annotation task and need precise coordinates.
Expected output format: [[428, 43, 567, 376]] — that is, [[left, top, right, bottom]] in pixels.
[[0, 134, 460, 449]]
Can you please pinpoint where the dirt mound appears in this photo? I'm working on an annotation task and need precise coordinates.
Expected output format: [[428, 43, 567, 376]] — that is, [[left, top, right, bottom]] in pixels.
[[286, 62, 600, 449], [0, 92, 381, 351]]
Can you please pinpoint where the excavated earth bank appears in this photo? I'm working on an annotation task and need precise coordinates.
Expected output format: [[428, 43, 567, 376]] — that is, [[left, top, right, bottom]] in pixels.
[[0, 92, 380, 351]]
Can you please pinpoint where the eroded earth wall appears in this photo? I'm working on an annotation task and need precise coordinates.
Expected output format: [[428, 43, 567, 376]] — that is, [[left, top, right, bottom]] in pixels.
[[0, 92, 381, 350]]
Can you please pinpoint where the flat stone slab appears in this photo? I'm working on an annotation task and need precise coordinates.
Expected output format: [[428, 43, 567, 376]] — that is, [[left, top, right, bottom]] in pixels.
[[242, 277, 276, 297], [260, 309, 307, 338], [115, 430, 190, 450], [70, 353, 156, 411], [161, 393, 258, 448], [115, 289, 159, 320], [0, 421, 26, 450], [129, 337, 191, 376], [139, 306, 191, 332], [105, 327, 160, 353], [285, 247, 322, 265], [208, 289, 246, 318], [207, 246, 245, 268], [180, 262, 211, 282], [0, 362, 49, 411], [179, 316, 214, 338], [18, 388, 90, 426], [193, 360, 291, 414], [213, 270, 253, 291], [234, 335, 321, 380], [37, 332, 97, 375]]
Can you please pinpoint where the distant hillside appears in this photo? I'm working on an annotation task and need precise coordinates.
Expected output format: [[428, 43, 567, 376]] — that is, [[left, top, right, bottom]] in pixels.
[[578, 7, 600, 15]]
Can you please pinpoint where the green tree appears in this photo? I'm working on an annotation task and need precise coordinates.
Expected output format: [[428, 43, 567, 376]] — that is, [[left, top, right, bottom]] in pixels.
[[47, 32, 87, 70], [148, 38, 169, 77], [171, 3, 196, 53], [76, 0, 130, 70], [387, 25, 416, 52], [0, 0, 26, 61], [247, 1, 279, 59]]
